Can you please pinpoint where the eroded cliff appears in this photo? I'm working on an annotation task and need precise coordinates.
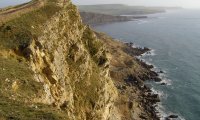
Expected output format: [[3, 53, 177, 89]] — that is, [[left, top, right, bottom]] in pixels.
[[0, 0, 118, 119], [0, 0, 161, 120]]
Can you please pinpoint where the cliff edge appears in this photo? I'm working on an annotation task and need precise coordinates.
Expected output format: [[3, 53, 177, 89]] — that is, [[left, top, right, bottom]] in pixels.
[[0, 0, 118, 119], [0, 0, 159, 120]]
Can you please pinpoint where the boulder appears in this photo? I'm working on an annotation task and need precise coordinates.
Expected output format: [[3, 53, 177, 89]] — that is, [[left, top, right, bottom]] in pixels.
[[166, 115, 178, 120], [160, 83, 166, 85], [159, 70, 164, 73]]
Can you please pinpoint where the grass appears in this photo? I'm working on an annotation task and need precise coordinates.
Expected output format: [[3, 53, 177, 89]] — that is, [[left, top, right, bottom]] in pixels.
[[0, 0, 61, 50], [74, 70, 102, 119], [0, 57, 69, 120], [0, 96, 68, 120], [0, 0, 37, 12], [82, 27, 108, 66], [0, 1, 67, 119], [0, 0, 109, 119], [0, 57, 43, 100], [66, 36, 105, 119]]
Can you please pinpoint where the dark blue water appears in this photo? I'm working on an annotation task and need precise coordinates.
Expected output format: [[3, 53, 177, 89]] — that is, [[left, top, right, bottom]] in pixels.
[[0, 0, 31, 8], [94, 10, 200, 120]]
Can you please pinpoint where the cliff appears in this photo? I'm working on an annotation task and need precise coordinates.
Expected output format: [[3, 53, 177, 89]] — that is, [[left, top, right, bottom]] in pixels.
[[80, 12, 132, 25], [0, 0, 118, 119], [0, 0, 160, 120], [80, 12, 147, 26], [78, 4, 166, 16]]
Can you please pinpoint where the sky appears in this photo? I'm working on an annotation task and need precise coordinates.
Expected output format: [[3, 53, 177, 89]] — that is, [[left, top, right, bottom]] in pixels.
[[72, 0, 200, 8], [0, 0, 30, 8]]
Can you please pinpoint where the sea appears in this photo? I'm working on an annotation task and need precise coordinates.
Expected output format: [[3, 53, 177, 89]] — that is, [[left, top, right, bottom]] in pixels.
[[94, 9, 200, 120]]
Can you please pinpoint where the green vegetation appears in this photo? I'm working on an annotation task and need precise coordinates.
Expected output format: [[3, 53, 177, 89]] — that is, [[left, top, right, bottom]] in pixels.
[[0, 0, 35, 12], [0, 1, 68, 119], [0, 1, 109, 120], [67, 4, 80, 23], [0, 96, 67, 120], [0, 57, 44, 98], [82, 27, 108, 66], [78, 4, 166, 15], [0, 0, 61, 50], [73, 67, 102, 119], [0, 57, 68, 120], [66, 27, 107, 119]]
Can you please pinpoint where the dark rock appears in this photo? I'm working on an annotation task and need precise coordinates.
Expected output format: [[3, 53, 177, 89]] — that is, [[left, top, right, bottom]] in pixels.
[[148, 94, 160, 103], [125, 42, 134, 47], [146, 89, 152, 93], [160, 83, 166, 85], [140, 114, 147, 119], [60, 101, 69, 110], [122, 85, 127, 90], [159, 70, 164, 73], [153, 77, 162, 82], [166, 115, 178, 120], [151, 71, 159, 77], [168, 115, 178, 118], [128, 101, 133, 109]]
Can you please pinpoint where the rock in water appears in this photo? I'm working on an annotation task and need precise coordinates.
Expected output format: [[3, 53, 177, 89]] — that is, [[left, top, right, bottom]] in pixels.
[[166, 115, 179, 120]]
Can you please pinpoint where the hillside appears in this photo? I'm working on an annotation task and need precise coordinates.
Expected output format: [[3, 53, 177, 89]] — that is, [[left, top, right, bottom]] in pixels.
[[0, 0, 161, 120], [80, 12, 147, 26], [78, 4, 166, 15]]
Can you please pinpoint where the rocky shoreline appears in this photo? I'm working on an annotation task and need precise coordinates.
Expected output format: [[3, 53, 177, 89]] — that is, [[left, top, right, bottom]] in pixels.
[[123, 42, 179, 120], [95, 32, 174, 120], [124, 42, 162, 120]]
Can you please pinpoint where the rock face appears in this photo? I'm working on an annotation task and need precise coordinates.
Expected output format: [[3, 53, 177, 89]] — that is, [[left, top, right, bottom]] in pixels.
[[95, 33, 160, 120], [0, 0, 118, 120], [28, 1, 118, 120]]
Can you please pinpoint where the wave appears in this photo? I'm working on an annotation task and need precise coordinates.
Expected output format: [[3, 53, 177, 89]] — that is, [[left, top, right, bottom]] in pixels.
[[150, 88, 169, 120], [142, 49, 156, 56], [151, 88, 166, 99], [138, 49, 186, 120], [151, 88, 185, 120], [136, 20, 149, 24]]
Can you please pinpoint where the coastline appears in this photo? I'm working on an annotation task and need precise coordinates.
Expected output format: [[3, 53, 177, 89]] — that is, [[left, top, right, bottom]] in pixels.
[[80, 12, 148, 26], [126, 44, 163, 120], [96, 32, 163, 120], [96, 32, 180, 120], [124, 42, 181, 120], [0, 0, 189, 119]]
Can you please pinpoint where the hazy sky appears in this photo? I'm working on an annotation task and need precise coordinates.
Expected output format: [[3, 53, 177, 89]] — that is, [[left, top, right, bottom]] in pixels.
[[72, 0, 200, 8], [0, 0, 30, 8]]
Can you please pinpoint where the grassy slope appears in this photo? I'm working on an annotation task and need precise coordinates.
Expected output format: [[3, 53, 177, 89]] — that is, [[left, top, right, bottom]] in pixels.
[[0, 0, 61, 50], [0, 0, 110, 119], [0, 0, 69, 119]]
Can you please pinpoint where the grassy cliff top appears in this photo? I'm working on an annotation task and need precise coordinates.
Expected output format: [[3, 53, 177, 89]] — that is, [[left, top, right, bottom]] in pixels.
[[0, 1, 70, 119], [0, 0, 62, 50]]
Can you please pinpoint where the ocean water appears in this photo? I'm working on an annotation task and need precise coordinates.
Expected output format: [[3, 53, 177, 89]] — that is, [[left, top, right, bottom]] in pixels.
[[0, 0, 31, 8], [94, 9, 200, 120]]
